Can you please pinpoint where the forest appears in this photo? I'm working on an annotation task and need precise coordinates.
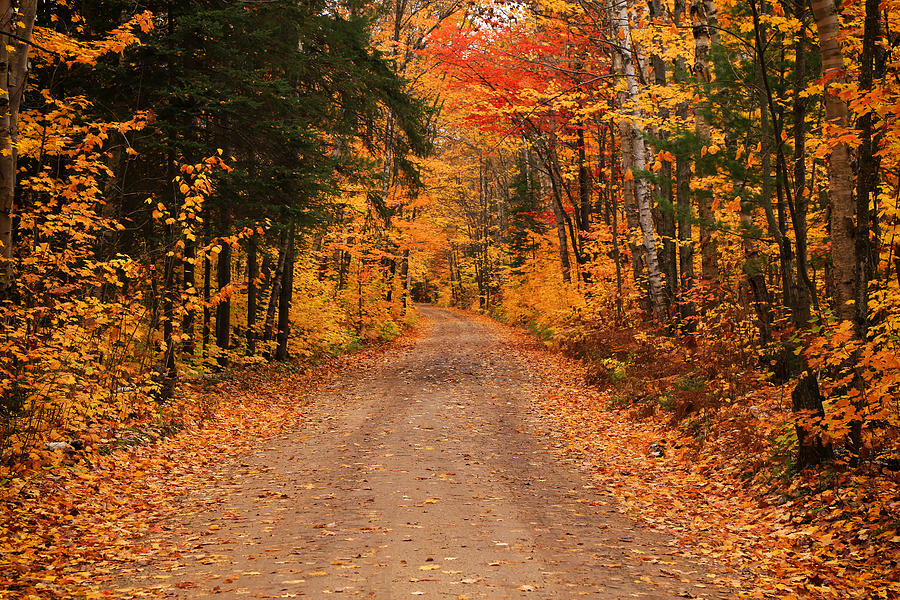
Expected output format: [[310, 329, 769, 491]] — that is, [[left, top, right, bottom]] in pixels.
[[1, 0, 899, 598]]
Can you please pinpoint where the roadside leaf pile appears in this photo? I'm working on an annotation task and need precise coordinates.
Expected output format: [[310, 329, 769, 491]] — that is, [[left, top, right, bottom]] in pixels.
[[496, 319, 900, 599]]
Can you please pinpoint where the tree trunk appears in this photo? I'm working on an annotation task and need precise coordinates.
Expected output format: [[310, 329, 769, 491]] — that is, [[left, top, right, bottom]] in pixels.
[[0, 0, 37, 296], [650, 0, 677, 306], [182, 239, 196, 354], [159, 253, 178, 403], [203, 245, 211, 352], [612, 77, 644, 291], [263, 230, 290, 342], [746, 7, 778, 344], [576, 126, 591, 232], [608, 129, 625, 321], [215, 239, 232, 354], [675, 152, 694, 290], [399, 248, 410, 310], [544, 136, 584, 275], [537, 144, 571, 283], [790, 7, 814, 328], [750, 0, 800, 336], [275, 225, 295, 361], [691, 0, 719, 282], [614, 0, 666, 318], [337, 248, 350, 291], [386, 250, 398, 303], [448, 246, 459, 305], [247, 236, 259, 356], [810, 0, 855, 324], [792, 373, 833, 468], [853, 0, 882, 338], [673, 0, 695, 321]]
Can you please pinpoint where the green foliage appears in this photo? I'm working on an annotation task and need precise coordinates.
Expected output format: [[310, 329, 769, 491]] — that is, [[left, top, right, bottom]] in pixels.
[[506, 155, 547, 269], [601, 358, 628, 384], [675, 374, 707, 392]]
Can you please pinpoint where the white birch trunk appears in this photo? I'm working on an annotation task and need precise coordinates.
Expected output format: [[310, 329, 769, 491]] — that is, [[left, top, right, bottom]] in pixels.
[[613, 0, 666, 318]]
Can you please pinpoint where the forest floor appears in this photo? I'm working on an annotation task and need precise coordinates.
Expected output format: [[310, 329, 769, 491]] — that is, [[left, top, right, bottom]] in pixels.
[[2, 306, 737, 599], [5, 307, 894, 599], [113, 306, 733, 599]]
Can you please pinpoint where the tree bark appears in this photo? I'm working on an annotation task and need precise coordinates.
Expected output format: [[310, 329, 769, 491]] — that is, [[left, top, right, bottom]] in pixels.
[[576, 126, 591, 232], [605, 124, 625, 322], [263, 230, 290, 342], [810, 0, 855, 324], [650, 0, 677, 306], [215, 239, 232, 354], [612, 74, 644, 291], [790, 6, 814, 328], [275, 225, 295, 361], [159, 253, 178, 402], [536, 142, 572, 283], [853, 0, 882, 338], [0, 0, 37, 296], [448, 245, 460, 305], [750, 0, 803, 339], [247, 236, 259, 356], [792, 373, 832, 468], [182, 239, 196, 354], [203, 243, 211, 352], [691, 0, 719, 282], [399, 247, 410, 310], [614, 0, 666, 318], [668, 0, 696, 317]]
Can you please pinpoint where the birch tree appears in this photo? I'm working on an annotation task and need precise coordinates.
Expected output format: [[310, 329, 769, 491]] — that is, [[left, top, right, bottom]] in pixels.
[[810, 0, 856, 325], [612, 0, 666, 318]]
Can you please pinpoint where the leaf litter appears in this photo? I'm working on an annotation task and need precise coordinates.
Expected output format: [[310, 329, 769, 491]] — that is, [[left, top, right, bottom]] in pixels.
[[483, 316, 900, 600], [0, 333, 421, 600]]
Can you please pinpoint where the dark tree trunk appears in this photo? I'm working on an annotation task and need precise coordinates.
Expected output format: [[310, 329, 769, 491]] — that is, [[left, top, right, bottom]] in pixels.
[[215, 238, 232, 355], [611, 171, 624, 321], [657, 159, 677, 306], [543, 155, 572, 283], [670, 0, 694, 310], [449, 246, 460, 305], [546, 145, 585, 276], [337, 249, 350, 291], [844, 0, 885, 454], [854, 0, 882, 339], [386, 254, 397, 302], [792, 373, 832, 468], [791, 7, 814, 327], [399, 248, 410, 309], [576, 126, 591, 232], [650, 0, 677, 307], [676, 153, 695, 316], [691, 0, 719, 282], [203, 248, 211, 352], [264, 230, 289, 343], [275, 226, 295, 361], [247, 236, 259, 356], [749, 0, 790, 344], [159, 253, 178, 403], [182, 239, 196, 354]]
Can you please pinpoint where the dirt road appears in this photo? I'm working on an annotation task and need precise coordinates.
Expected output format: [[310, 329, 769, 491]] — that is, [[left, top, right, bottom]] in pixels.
[[131, 307, 730, 599]]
